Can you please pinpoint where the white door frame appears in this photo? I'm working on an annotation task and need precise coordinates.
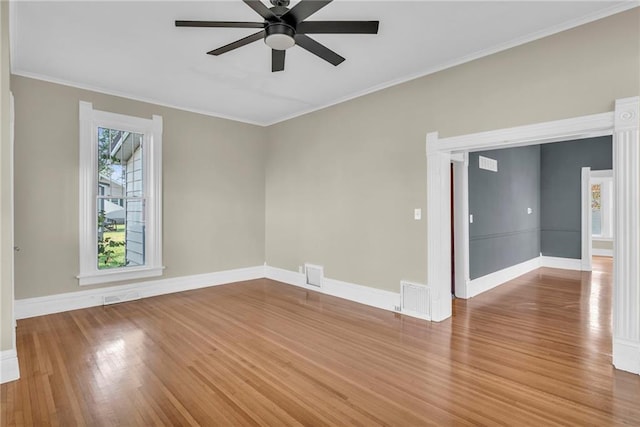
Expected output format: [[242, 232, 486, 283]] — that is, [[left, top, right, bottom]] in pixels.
[[452, 154, 470, 299], [426, 97, 640, 375]]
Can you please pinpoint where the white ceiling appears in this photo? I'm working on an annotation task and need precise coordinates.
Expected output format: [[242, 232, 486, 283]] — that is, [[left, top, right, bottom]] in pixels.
[[10, 1, 637, 125]]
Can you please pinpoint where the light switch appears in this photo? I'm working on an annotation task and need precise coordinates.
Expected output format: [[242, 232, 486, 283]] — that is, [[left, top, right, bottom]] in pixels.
[[469, 214, 474, 224], [414, 209, 422, 220]]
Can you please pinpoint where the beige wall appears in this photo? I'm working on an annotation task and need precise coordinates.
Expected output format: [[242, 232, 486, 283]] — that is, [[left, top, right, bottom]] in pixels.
[[11, 76, 266, 299], [265, 9, 640, 292], [1, 0, 14, 351]]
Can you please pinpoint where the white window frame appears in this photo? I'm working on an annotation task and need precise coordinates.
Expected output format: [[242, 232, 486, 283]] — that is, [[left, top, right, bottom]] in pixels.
[[77, 101, 163, 286]]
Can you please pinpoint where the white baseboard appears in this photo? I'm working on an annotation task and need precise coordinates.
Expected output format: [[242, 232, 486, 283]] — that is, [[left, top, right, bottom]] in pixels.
[[265, 266, 400, 313], [592, 248, 613, 257], [613, 338, 640, 375], [466, 257, 540, 299], [1, 349, 20, 384], [15, 265, 265, 319], [539, 256, 583, 271]]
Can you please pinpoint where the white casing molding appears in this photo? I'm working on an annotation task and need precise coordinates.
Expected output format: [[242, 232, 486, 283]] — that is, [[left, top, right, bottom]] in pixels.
[[466, 257, 540, 299], [612, 97, 640, 374], [264, 266, 401, 314], [78, 102, 164, 286], [539, 256, 583, 271], [452, 154, 470, 299], [0, 350, 20, 384], [426, 132, 452, 321], [581, 167, 593, 271], [427, 111, 614, 325], [428, 99, 640, 375], [15, 266, 264, 319]]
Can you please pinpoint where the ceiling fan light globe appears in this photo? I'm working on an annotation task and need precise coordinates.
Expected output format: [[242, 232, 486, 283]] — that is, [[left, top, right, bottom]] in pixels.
[[265, 33, 295, 50]]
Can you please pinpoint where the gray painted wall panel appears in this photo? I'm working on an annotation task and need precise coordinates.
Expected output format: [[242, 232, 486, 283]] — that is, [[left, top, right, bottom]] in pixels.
[[468, 146, 540, 279], [540, 136, 612, 259]]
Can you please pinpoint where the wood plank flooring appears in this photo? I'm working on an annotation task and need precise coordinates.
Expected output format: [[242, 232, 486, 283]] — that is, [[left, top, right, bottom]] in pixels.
[[2, 257, 639, 426]]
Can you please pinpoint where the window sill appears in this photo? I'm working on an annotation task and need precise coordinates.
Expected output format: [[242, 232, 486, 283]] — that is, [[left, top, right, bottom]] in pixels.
[[592, 236, 613, 242], [77, 266, 165, 286]]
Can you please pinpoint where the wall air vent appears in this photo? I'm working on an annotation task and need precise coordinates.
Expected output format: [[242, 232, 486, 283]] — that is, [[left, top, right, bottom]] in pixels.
[[400, 281, 431, 320], [304, 264, 324, 288], [479, 155, 498, 172]]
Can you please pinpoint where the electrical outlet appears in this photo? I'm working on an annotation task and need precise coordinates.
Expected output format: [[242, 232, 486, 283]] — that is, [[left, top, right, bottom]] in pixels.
[[414, 209, 421, 220], [298, 265, 303, 274], [394, 305, 401, 312], [469, 214, 474, 224], [527, 207, 533, 214]]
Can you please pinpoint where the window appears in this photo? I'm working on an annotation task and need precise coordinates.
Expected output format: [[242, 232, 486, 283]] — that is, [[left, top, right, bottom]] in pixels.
[[591, 171, 613, 240], [78, 102, 163, 286]]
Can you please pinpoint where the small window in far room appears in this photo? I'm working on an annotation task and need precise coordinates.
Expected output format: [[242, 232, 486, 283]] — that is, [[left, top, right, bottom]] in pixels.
[[591, 175, 613, 239]]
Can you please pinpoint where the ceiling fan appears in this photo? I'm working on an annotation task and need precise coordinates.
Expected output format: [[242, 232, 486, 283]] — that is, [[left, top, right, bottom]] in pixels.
[[175, 0, 379, 72]]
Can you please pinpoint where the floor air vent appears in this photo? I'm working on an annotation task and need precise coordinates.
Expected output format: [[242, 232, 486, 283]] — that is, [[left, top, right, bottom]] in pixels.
[[304, 264, 324, 288], [401, 281, 431, 320]]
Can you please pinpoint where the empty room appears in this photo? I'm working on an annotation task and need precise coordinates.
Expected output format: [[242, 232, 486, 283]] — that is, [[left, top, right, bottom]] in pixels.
[[1, 1, 640, 425]]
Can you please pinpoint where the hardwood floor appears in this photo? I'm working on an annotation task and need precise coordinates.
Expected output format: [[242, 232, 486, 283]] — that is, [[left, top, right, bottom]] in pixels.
[[2, 257, 639, 426]]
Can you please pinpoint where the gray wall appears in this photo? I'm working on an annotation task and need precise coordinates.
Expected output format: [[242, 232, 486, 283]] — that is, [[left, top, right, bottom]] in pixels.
[[12, 76, 267, 299], [540, 136, 613, 258], [266, 9, 639, 292], [469, 146, 541, 280]]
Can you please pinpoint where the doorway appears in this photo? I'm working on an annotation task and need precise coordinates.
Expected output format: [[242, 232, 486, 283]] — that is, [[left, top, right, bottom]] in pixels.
[[425, 97, 640, 374]]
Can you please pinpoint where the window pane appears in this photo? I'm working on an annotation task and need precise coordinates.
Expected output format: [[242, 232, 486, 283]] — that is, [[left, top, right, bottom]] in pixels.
[[97, 198, 145, 269], [592, 183, 602, 236], [96, 126, 145, 270]]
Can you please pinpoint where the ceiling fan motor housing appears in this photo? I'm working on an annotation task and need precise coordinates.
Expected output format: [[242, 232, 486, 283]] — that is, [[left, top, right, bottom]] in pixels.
[[264, 22, 296, 50]]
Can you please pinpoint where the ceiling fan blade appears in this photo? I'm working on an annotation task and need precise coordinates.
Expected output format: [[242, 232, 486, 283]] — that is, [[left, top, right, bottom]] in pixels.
[[207, 30, 266, 56], [175, 20, 265, 29], [297, 21, 379, 34], [283, 0, 332, 23], [272, 49, 286, 72], [243, 0, 277, 20], [294, 34, 344, 66]]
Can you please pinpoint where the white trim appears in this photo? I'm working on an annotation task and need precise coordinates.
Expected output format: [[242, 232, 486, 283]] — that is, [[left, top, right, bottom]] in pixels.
[[591, 170, 614, 178], [77, 266, 164, 286], [265, 266, 400, 313], [466, 257, 540, 299], [581, 167, 593, 271], [0, 350, 20, 384], [612, 97, 640, 366], [15, 266, 265, 319], [78, 102, 163, 286], [540, 256, 583, 271], [426, 133, 452, 321], [592, 248, 613, 257], [452, 154, 470, 299], [429, 113, 614, 155], [613, 338, 640, 374]]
